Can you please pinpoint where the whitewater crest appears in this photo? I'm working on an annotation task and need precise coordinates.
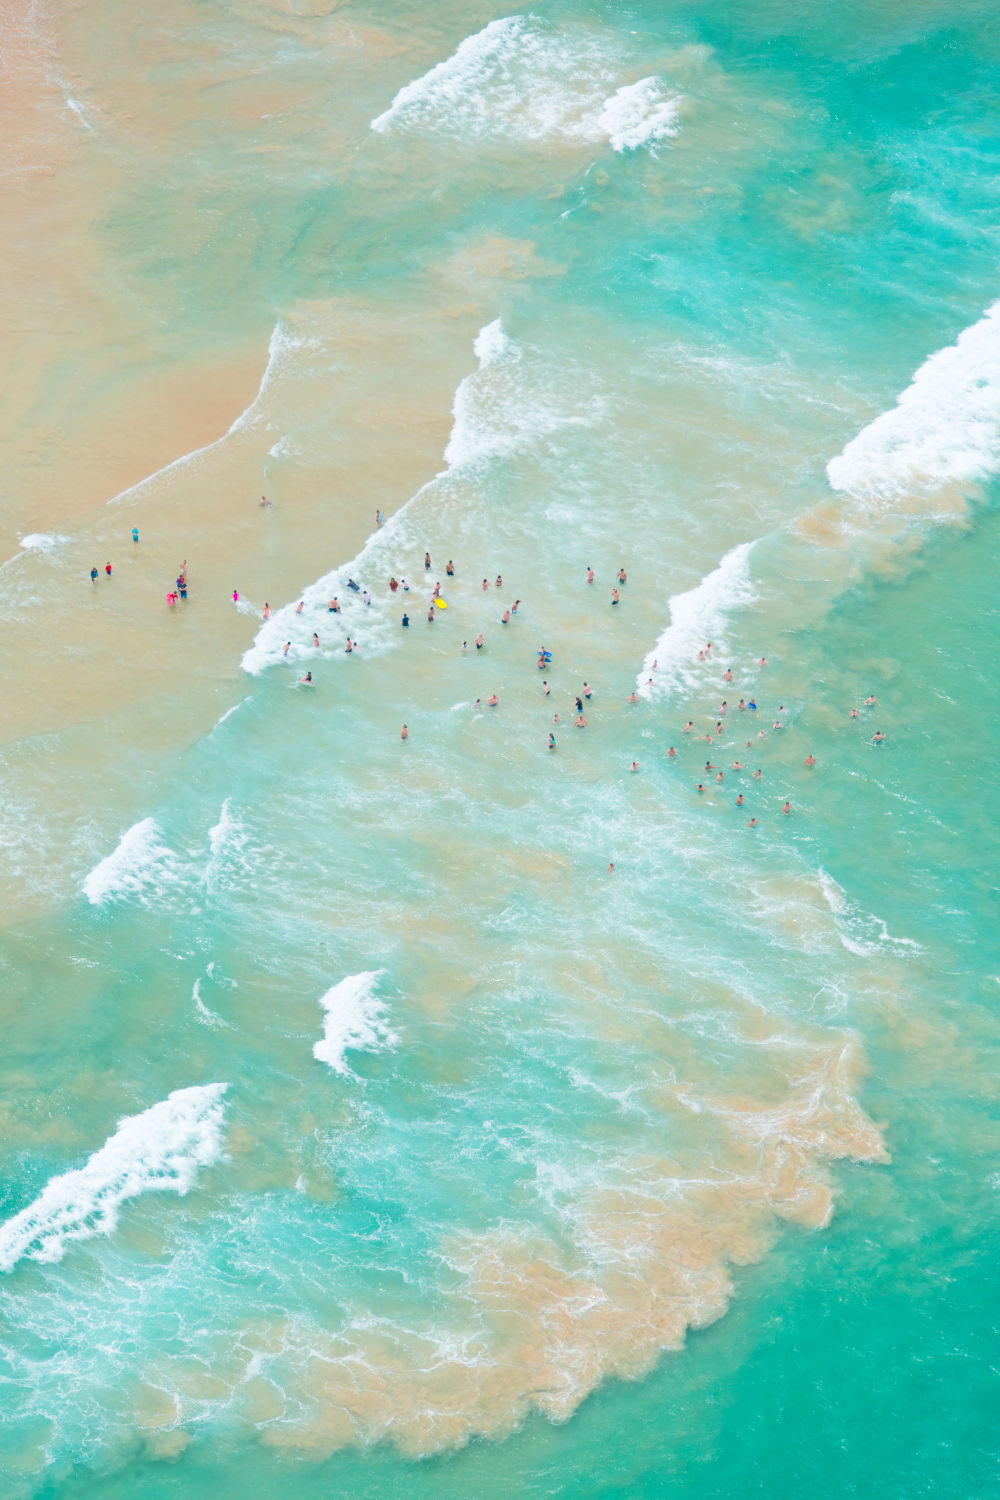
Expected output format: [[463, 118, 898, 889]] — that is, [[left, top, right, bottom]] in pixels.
[[827, 300, 1000, 505], [313, 971, 398, 1076], [106, 320, 315, 509], [371, 16, 681, 154], [0, 1084, 229, 1273], [636, 541, 759, 700], [240, 318, 599, 676], [82, 817, 186, 907]]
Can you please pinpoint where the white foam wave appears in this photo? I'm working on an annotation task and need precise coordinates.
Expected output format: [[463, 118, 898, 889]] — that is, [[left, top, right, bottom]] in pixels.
[[203, 799, 252, 896], [106, 321, 311, 508], [313, 971, 398, 1076], [371, 16, 680, 153], [241, 318, 590, 675], [817, 869, 922, 957], [0, 1084, 228, 1273], [595, 77, 682, 153], [19, 532, 70, 552], [827, 301, 1000, 504], [192, 978, 233, 1029], [636, 542, 758, 699], [82, 818, 184, 907]]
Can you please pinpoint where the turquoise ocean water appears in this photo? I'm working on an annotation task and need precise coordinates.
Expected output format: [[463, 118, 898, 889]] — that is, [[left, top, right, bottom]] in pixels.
[[3, 0, 1000, 1494]]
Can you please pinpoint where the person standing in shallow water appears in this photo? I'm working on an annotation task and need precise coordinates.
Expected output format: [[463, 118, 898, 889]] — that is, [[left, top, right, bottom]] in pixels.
[[90, 567, 98, 584]]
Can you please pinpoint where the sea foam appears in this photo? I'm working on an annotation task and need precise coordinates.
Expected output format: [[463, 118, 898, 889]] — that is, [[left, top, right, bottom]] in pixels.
[[827, 300, 1000, 503], [82, 817, 184, 907], [637, 541, 758, 699], [313, 972, 398, 1076], [371, 16, 680, 153], [0, 1084, 229, 1273], [240, 318, 592, 675]]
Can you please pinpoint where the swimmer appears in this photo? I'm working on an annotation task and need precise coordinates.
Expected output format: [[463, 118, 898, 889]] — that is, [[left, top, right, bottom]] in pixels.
[[738, 699, 746, 710], [432, 582, 441, 599], [628, 692, 640, 704], [723, 668, 733, 682], [683, 721, 693, 733], [363, 590, 371, 607], [495, 575, 503, 588], [427, 606, 435, 622], [696, 783, 705, 793], [748, 700, 757, 711], [474, 699, 481, 711], [704, 761, 715, 772], [328, 599, 340, 612], [667, 747, 676, 757], [446, 560, 455, 576], [772, 721, 783, 731], [296, 601, 304, 614], [501, 609, 510, 624], [583, 683, 592, 699], [617, 567, 627, 585], [630, 761, 639, 772], [262, 604, 271, 619], [804, 754, 816, 767], [105, 562, 112, 576], [608, 862, 614, 873], [732, 760, 744, 770], [553, 713, 560, 724], [401, 613, 410, 628], [260, 495, 271, 507], [487, 693, 499, 707], [233, 590, 240, 604], [611, 588, 620, 605], [782, 801, 791, 814], [758, 730, 767, 738], [313, 632, 320, 647], [345, 639, 354, 653], [347, 578, 360, 593], [575, 714, 587, 728], [283, 641, 291, 656], [475, 634, 484, 650], [131, 527, 139, 544], [759, 657, 767, 667], [400, 578, 409, 591], [376, 509, 385, 527], [752, 768, 762, 779], [747, 817, 758, 828], [389, 577, 398, 592], [586, 567, 594, 584], [424, 552, 431, 571], [720, 702, 728, 714], [716, 722, 724, 736], [575, 697, 584, 713], [461, 640, 467, 653], [548, 733, 556, 750], [736, 793, 744, 807], [401, 723, 408, 740], [482, 578, 489, 592], [850, 708, 859, 719], [864, 694, 878, 707], [871, 730, 885, 743], [512, 599, 520, 614], [542, 681, 550, 695], [299, 671, 313, 684], [715, 771, 724, 783]]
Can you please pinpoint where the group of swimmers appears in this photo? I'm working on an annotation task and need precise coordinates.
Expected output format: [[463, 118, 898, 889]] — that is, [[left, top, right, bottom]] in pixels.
[[281, 550, 890, 836]]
